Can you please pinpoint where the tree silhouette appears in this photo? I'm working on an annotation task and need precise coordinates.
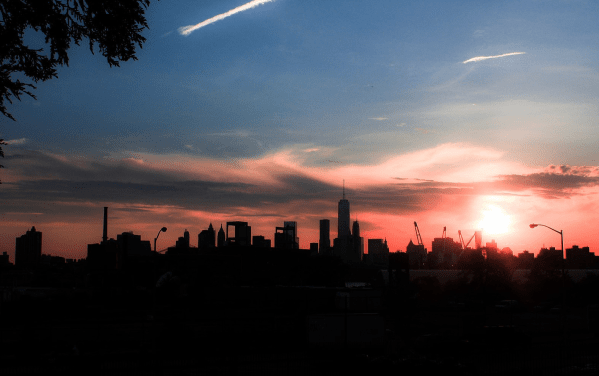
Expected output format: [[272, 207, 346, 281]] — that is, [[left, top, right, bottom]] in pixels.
[[0, 138, 5, 183], [1, 0, 154, 121]]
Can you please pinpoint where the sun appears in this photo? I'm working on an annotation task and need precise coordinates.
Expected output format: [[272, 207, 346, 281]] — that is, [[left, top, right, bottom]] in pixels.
[[477, 205, 511, 235]]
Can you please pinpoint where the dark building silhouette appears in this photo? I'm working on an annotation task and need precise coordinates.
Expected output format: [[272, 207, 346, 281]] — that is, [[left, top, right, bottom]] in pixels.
[[167, 229, 199, 255], [319, 219, 330, 255], [226, 221, 251, 246], [486, 239, 498, 250], [176, 229, 190, 249], [87, 239, 118, 271], [335, 184, 351, 260], [102, 206, 108, 243], [310, 242, 319, 255], [389, 252, 410, 287], [87, 207, 117, 270], [275, 221, 299, 249], [116, 231, 152, 268], [350, 220, 364, 262], [252, 235, 271, 248], [430, 236, 461, 268], [217, 224, 225, 247], [15, 226, 42, 268], [117, 231, 152, 257], [517, 250, 535, 269], [338, 186, 350, 239], [537, 246, 562, 270], [0, 252, 10, 268], [566, 245, 595, 269], [368, 239, 389, 267], [406, 240, 427, 269], [40, 254, 65, 266], [285, 221, 299, 248], [198, 223, 216, 250]]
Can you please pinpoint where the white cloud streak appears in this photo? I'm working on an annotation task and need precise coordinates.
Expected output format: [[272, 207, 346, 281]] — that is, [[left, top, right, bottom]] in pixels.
[[6, 138, 27, 145], [463, 52, 525, 64], [178, 0, 276, 36]]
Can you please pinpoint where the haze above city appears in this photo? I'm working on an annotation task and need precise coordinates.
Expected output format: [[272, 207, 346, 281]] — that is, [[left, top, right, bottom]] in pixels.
[[2, 0, 599, 259]]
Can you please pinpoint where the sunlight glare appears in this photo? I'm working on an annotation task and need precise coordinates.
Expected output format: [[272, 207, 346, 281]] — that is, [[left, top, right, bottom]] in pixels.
[[477, 205, 511, 235]]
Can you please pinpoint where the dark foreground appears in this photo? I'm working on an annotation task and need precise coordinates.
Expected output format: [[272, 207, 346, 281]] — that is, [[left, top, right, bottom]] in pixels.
[[2, 284, 599, 376]]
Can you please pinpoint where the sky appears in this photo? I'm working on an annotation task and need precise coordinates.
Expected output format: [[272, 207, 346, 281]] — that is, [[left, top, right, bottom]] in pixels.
[[2, 0, 599, 260]]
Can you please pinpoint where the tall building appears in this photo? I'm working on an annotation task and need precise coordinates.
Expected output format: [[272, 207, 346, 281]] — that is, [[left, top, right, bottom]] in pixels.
[[335, 182, 351, 259], [15, 226, 42, 268], [198, 223, 216, 250], [176, 229, 190, 249], [338, 187, 350, 240], [275, 221, 299, 249], [217, 224, 226, 247], [351, 220, 364, 262], [284, 221, 299, 248], [226, 221, 251, 246], [319, 219, 330, 255], [406, 240, 427, 269]]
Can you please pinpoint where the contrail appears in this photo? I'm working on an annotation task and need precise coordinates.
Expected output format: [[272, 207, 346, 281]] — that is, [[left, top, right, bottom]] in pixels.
[[178, 0, 276, 36], [463, 52, 525, 64]]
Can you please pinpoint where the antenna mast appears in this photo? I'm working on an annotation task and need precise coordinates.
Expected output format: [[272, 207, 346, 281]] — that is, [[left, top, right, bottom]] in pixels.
[[343, 179, 345, 200]]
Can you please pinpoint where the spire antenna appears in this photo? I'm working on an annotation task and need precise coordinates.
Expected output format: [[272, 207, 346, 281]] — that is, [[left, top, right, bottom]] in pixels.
[[343, 179, 345, 200]]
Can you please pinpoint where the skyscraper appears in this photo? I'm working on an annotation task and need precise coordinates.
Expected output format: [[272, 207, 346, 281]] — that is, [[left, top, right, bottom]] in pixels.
[[284, 221, 299, 248], [351, 220, 364, 262], [275, 221, 299, 249], [198, 223, 216, 250], [335, 181, 351, 260], [217, 224, 225, 247], [338, 183, 350, 240]]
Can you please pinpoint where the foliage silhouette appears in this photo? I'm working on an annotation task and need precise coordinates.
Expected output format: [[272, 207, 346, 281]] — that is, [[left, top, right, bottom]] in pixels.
[[1, 0, 154, 121], [0, 138, 5, 183]]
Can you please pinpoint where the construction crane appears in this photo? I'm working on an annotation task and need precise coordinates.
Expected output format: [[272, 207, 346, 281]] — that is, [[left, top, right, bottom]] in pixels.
[[464, 232, 476, 249], [458, 230, 465, 250], [414, 222, 424, 246]]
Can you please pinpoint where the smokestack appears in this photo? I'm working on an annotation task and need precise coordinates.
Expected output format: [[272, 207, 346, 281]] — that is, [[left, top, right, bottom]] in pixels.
[[103, 207, 108, 243]]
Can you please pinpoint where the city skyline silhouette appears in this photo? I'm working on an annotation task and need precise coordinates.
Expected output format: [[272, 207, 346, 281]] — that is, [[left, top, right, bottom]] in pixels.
[[2, 2, 599, 373], [2, 2, 599, 261]]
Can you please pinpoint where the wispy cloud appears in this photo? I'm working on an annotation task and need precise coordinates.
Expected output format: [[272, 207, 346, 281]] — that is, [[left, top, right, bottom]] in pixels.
[[369, 117, 388, 121], [463, 52, 525, 64], [178, 0, 276, 36], [6, 138, 27, 145]]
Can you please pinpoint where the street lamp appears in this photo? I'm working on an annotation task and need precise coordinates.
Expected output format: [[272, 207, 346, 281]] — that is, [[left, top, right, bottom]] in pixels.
[[530, 223, 566, 342], [154, 227, 167, 253], [529, 223, 564, 270]]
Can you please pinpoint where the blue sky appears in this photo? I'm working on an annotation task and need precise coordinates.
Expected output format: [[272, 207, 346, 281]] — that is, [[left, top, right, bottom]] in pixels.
[[2, 0, 599, 258]]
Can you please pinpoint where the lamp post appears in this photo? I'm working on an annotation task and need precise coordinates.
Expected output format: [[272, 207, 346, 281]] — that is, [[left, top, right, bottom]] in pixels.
[[529, 223, 564, 278], [154, 227, 167, 253], [530, 223, 565, 343]]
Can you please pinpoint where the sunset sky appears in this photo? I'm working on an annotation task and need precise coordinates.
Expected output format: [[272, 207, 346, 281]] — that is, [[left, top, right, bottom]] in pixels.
[[2, 0, 599, 260]]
